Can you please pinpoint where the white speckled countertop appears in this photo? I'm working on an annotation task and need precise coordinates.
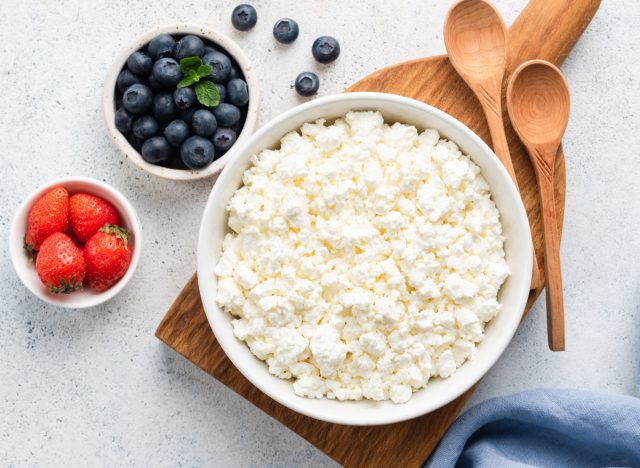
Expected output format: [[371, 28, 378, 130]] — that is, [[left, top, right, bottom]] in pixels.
[[1, 0, 639, 466]]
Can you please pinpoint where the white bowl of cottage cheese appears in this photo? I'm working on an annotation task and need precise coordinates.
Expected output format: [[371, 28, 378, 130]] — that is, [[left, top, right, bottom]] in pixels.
[[197, 92, 532, 425]]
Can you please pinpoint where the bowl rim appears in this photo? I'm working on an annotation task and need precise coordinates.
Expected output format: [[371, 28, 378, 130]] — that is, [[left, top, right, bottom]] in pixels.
[[9, 176, 142, 309], [197, 92, 533, 425], [102, 23, 259, 181]]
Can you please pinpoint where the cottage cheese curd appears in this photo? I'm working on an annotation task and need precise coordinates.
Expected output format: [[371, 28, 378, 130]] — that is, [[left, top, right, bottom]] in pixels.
[[214, 111, 509, 404]]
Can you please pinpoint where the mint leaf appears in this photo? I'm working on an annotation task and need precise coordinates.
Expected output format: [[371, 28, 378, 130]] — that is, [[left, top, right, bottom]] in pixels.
[[196, 64, 213, 77], [177, 69, 200, 88], [195, 80, 220, 107], [179, 56, 203, 73]]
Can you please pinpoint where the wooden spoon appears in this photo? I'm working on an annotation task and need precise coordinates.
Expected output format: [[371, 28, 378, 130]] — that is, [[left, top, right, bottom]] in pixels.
[[507, 60, 570, 351], [444, 0, 543, 291]]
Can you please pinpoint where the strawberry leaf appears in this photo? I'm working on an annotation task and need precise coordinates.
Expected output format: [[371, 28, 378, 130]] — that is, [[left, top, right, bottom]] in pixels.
[[100, 224, 130, 247]]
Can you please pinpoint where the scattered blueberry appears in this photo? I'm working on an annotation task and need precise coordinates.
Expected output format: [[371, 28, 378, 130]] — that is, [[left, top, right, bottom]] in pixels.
[[202, 51, 231, 83], [152, 58, 183, 88], [115, 107, 133, 133], [273, 18, 299, 44], [294, 72, 320, 97], [312, 36, 340, 63], [181, 136, 216, 169], [132, 115, 160, 140], [173, 87, 196, 110], [141, 136, 173, 163], [117, 69, 143, 93], [175, 35, 205, 60], [226, 78, 249, 107], [213, 103, 241, 127], [231, 4, 258, 31], [148, 34, 176, 60], [192, 109, 218, 137], [126, 51, 153, 76], [153, 92, 178, 123], [164, 120, 190, 147], [212, 127, 237, 153], [122, 83, 154, 114], [215, 83, 226, 102]]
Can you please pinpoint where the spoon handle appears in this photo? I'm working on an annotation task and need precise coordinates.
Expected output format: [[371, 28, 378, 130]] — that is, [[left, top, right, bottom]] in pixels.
[[481, 95, 544, 291], [534, 147, 565, 351]]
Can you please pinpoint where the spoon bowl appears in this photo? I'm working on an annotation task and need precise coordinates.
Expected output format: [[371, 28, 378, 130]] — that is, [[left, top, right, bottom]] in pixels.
[[508, 61, 571, 146], [445, 0, 507, 81]]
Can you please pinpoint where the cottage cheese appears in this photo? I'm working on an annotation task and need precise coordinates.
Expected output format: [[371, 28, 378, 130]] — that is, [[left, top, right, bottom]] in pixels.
[[215, 111, 509, 404]]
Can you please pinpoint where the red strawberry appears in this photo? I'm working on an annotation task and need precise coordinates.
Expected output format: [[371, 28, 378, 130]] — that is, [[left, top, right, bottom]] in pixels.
[[24, 186, 69, 255], [35, 232, 85, 294], [69, 193, 120, 243], [84, 225, 132, 292]]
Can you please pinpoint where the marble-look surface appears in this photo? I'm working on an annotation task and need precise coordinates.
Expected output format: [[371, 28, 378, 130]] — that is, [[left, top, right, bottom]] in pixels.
[[1, 1, 638, 466]]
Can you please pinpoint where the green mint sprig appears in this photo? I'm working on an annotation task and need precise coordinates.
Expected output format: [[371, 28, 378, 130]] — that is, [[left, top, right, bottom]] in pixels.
[[177, 56, 220, 108]]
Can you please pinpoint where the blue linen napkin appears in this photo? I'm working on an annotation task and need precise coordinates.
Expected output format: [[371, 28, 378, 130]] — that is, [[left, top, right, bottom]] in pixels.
[[425, 388, 640, 467]]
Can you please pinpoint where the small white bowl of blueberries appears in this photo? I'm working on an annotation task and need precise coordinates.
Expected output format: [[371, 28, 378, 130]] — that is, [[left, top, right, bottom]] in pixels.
[[103, 23, 259, 181], [103, 5, 341, 181]]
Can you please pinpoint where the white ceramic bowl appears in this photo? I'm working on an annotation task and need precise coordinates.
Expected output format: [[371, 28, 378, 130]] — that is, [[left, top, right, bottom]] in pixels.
[[197, 93, 532, 425], [103, 24, 259, 181], [10, 177, 142, 309]]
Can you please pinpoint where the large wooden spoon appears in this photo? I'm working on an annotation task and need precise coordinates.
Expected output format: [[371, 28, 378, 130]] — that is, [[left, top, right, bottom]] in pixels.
[[507, 60, 570, 351], [444, 0, 543, 291]]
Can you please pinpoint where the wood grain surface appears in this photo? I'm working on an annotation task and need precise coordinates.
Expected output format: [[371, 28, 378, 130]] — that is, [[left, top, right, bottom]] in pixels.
[[156, 1, 600, 466]]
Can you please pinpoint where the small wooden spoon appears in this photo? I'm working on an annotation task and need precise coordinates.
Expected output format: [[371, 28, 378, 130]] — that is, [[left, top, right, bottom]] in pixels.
[[444, 0, 543, 291], [507, 60, 570, 351]]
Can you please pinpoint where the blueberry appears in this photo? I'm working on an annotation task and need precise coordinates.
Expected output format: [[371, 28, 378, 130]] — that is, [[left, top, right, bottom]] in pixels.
[[226, 78, 249, 107], [192, 109, 218, 137], [175, 35, 205, 60], [213, 103, 241, 127], [312, 36, 340, 63], [148, 34, 176, 60], [203, 45, 217, 55], [273, 18, 299, 44], [174, 87, 196, 109], [114, 107, 133, 133], [152, 58, 183, 88], [153, 92, 178, 123], [148, 73, 164, 91], [132, 115, 159, 140], [122, 84, 153, 114], [231, 4, 257, 31], [116, 69, 143, 93], [215, 83, 226, 102], [164, 120, 190, 147], [227, 62, 242, 81], [177, 107, 197, 124], [128, 133, 145, 152], [202, 51, 231, 83], [181, 136, 215, 169], [141, 136, 173, 164], [212, 127, 237, 153], [294, 72, 320, 97], [126, 51, 152, 76]]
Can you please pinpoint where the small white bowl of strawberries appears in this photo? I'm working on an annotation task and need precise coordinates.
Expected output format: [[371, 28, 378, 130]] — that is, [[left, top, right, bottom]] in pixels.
[[10, 177, 141, 308]]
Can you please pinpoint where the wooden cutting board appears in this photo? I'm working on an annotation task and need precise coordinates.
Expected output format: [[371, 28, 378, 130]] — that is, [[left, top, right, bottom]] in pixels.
[[156, 1, 600, 466]]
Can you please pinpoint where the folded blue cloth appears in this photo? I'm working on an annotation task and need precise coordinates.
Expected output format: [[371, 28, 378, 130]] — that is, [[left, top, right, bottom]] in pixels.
[[425, 388, 640, 467]]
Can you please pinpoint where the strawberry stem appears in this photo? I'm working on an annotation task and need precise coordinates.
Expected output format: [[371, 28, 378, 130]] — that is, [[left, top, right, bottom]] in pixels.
[[99, 224, 130, 247], [50, 276, 83, 294]]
